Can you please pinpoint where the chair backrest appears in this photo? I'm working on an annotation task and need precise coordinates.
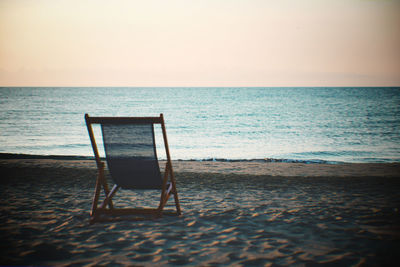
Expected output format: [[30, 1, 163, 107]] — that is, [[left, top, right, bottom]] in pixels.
[[85, 114, 167, 190], [101, 122, 162, 189]]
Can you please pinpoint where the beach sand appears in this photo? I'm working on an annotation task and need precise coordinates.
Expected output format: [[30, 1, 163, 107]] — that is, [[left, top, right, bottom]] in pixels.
[[1, 156, 400, 266]]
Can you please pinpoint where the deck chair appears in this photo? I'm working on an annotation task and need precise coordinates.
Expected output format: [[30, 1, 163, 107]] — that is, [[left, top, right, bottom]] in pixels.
[[85, 113, 181, 223]]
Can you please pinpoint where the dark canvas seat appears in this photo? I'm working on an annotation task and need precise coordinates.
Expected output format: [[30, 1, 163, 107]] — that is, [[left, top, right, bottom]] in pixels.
[[102, 123, 162, 189], [85, 114, 181, 223]]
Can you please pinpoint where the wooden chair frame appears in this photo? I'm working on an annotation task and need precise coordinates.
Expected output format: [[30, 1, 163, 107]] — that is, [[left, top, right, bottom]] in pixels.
[[85, 113, 181, 223]]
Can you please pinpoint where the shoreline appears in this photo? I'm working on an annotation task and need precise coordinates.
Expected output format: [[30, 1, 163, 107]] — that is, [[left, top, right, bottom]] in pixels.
[[1, 153, 399, 177], [2, 152, 399, 164]]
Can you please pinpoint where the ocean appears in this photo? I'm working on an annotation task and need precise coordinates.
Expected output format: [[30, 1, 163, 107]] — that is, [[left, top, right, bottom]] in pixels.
[[1, 87, 399, 163]]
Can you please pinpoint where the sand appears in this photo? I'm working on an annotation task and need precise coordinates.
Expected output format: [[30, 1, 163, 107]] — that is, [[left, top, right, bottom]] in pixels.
[[2, 156, 400, 177], [1, 155, 400, 266]]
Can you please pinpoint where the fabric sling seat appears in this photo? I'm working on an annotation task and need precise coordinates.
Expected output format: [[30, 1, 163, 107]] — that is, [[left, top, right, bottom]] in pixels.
[[85, 113, 181, 223], [102, 123, 162, 189]]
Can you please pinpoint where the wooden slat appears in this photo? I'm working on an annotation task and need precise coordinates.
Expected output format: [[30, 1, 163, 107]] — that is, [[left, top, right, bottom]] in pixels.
[[85, 114, 103, 168], [85, 113, 162, 124], [90, 171, 102, 217], [100, 184, 120, 209]]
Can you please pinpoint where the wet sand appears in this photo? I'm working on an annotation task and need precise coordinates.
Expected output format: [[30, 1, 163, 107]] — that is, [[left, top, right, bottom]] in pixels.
[[2, 155, 400, 177], [1, 156, 400, 266]]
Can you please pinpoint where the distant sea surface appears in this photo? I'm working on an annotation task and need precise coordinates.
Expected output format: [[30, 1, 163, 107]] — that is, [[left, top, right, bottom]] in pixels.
[[1, 87, 399, 163]]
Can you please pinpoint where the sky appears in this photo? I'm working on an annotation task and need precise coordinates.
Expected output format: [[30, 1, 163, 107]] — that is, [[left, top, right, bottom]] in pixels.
[[0, 0, 399, 87]]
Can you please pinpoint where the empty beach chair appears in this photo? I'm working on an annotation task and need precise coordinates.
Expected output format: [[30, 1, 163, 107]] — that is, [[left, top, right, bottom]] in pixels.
[[85, 114, 181, 223]]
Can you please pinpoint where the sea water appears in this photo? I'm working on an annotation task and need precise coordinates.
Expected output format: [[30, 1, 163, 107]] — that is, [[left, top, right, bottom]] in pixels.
[[1, 87, 399, 163]]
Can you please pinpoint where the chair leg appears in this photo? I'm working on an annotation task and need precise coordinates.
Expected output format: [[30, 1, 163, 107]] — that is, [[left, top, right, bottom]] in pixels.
[[169, 168, 181, 215], [90, 172, 102, 217], [158, 163, 170, 211], [158, 168, 181, 215], [158, 183, 173, 212], [100, 184, 119, 209], [99, 170, 114, 209], [91, 163, 181, 222]]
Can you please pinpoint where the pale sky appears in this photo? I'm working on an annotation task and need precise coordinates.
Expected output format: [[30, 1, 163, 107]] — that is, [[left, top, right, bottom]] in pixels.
[[1, 0, 399, 87]]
